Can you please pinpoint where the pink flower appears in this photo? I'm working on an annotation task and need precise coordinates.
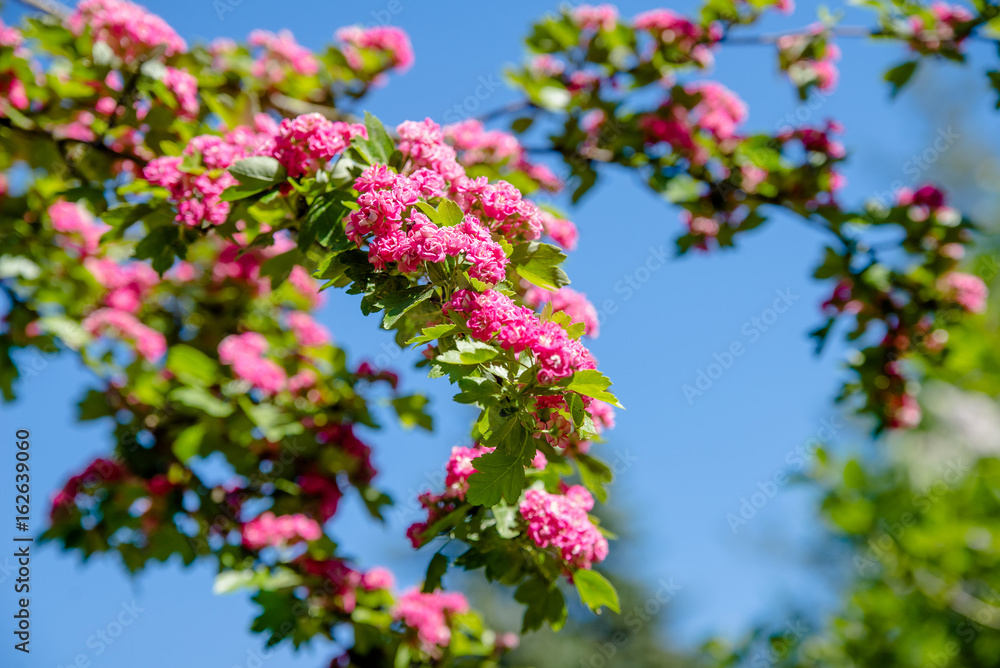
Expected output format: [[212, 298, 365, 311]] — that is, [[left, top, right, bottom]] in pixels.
[[262, 113, 366, 179], [248, 29, 318, 83], [360, 566, 395, 591], [68, 0, 186, 63], [446, 290, 596, 384], [84, 258, 160, 313], [336, 25, 414, 72], [573, 5, 619, 32], [82, 308, 167, 361], [886, 392, 922, 430], [940, 272, 988, 313], [287, 311, 331, 347], [523, 286, 600, 337], [218, 332, 287, 395], [297, 472, 342, 521], [144, 127, 273, 227], [519, 485, 608, 570], [444, 445, 493, 499], [48, 201, 110, 256], [162, 67, 199, 119], [393, 590, 469, 656], [241, 511, 322, 550], [541, 211, 579, 250]]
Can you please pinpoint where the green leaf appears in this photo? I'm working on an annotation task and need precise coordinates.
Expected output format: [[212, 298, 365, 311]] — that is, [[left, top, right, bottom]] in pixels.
[[299, 193, 351, 250], [516, 578, 567, 632], [491, 502, 520, 538], [574, 569, 620, 614], [134, 225, 184, 274], [884, 61, 918, 98], [172, 423, 206, 462], [381, 285, 435, 329], [436, 339, 499, 365], [169, 387, 233, 418], [467, 425, 531, 506], [510, 241, 570, 290], [565, 392, 586, 426], [166, 345, 218, 387], [577, 453, 613, 504], [405, 323, 456, 347], [78, 389, 113, 421], [351, 112, 395, 165], [436, 198, 465, 227], [260, 249, 304, 288], [564, 369, 623, 408], [422, 552, 449, 593], [392, 395, 434, 431], [230, 156, 287, 188]]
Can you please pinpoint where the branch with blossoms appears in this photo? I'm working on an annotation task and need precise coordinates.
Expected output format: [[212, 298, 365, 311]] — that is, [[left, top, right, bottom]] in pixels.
[[1, 0, 626, 664], [468, 1, 993, 431]]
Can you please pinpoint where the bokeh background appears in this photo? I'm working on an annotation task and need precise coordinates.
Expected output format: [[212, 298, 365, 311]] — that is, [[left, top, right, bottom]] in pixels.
[[2, 0, 999, 665]]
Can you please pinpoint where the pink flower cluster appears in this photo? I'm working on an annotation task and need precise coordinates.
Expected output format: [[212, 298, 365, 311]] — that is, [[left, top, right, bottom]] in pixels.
[[397, 118, 465, 181], [519, 485, 608, 570], [393, 589, 469, 656], [0, 19, 21, 48], [896, 184, 959, 224], [82, 308, 167, 361], [633, 9, 721, 66], [248, 30, 319, 83], [68, 0, 187, 63], [50, 457, 125, 518], [446, 289, 596, 384], [541, 211, 579, 250], [297, 472, 342, 522], [686, 82, 747, 141], [642, 82, 747, 164], [444, 445, 493, 498], [406, 444, 546, 547], [0, 20, 26, 111], [218, 332, 287, 395], [909, 2, 974, 52], [940, 272, 988, 314], [48, 201, 110, 256], [335, 25, 414, 72], [144, 120, 275, 227], [84, 258, 160, 313], [162, 67, 199, 119], [347, 164, 509, 283], [572, 5, 619, 32], [534, 395, 615, 454], [261, 113, 366, 179], [287, 311, 331, 347], [777, 28, 841, 92], [523, 286, 600, 337], [241, 511, 322, 550], [443, 119, 562, 192]]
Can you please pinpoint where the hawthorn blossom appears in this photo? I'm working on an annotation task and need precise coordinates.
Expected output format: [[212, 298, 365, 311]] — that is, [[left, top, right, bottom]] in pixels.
[[82, 308, 167, 361], [446, 289, 597, 384], [68, 0, 186, 63], [336, 25, 414, 72], [940, 272, 988, 313], [523, 286, 600, 337], [262, 113, 366, 179], [48, 201, 110, 256], [241, 511, 322, 550], [218, 332, 287, 395], [393, 589, 469, 656], [519, 485, 608, 570]]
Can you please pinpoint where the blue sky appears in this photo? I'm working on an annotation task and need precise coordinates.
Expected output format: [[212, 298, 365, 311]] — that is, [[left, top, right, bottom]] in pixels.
[[1, 0, 997, 665]]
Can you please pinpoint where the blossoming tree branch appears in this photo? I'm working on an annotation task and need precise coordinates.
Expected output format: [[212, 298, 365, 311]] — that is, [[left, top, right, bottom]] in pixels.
[[0, 0, 994, 664]]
